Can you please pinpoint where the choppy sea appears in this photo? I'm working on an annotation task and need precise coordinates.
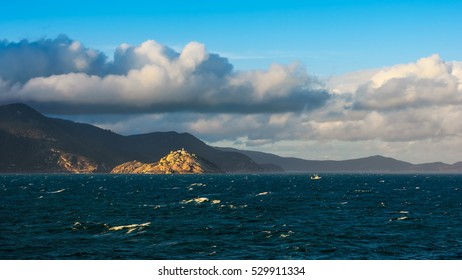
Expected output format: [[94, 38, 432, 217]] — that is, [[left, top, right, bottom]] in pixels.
[[1, 173, 461, 259]]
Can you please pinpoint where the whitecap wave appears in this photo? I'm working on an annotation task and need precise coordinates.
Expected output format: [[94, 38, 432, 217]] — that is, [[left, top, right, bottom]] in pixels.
[[256, 191, 270, 196], [189, 183, 206, 187], [182, 197, 209, 204], [280, 231, 294, 238], [108, 222, 151, 233], [48, 189, 66, 194]]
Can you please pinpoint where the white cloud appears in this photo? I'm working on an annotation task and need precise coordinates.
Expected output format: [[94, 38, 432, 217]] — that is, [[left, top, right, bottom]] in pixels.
[[290, 54, 462, 162], [351, 55, 462, 110], [370, 54, 452, 88], [0, 36, 329, 114]]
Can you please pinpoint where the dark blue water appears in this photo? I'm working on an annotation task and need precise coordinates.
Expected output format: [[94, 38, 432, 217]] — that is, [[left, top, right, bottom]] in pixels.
[[1, 173, 461, 259]]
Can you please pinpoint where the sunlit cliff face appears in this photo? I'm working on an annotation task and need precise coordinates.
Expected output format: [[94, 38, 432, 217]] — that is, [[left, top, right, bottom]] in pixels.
[[110, 149, 220, 174]]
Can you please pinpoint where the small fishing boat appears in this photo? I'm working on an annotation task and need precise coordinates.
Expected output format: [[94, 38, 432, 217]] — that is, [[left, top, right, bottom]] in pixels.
[[310, 174, 322, 180]]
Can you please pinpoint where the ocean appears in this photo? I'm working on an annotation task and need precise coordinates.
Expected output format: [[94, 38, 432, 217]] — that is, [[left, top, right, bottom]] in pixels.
[[0, 173, 461, 259]]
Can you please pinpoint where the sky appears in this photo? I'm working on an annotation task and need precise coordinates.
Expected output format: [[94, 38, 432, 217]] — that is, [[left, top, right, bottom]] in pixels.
[[1, 0, 462, 163]]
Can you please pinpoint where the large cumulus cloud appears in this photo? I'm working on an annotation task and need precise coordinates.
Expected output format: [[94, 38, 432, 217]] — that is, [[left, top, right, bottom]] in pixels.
[[312, 54, 462, 145], [0, 35, 329, 114], [353, 54, 462, 110]]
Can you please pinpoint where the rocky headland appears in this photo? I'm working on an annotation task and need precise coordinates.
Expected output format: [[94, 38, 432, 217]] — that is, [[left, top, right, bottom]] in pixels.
[[110, 149, 221, 174]]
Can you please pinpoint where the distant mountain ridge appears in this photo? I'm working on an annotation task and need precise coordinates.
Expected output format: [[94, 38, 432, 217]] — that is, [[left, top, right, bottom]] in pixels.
[[1, 103, 461, 173], [218, 148, 462, 173]]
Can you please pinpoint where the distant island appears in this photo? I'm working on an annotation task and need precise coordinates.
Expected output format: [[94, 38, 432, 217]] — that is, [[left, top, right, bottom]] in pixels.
[[111, 149, 221, 174], [1, 103, 462, 174]]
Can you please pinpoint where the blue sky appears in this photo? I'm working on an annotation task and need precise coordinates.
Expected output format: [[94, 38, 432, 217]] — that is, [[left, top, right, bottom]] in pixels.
[[1, 0, 462, 163], [2, 0, 461, 75]]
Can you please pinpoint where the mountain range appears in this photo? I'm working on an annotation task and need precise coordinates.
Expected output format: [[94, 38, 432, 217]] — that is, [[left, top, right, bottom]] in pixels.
[[0, 103, 263, 173], [218, 147, 462, 173], [1, 103, 461, 173]]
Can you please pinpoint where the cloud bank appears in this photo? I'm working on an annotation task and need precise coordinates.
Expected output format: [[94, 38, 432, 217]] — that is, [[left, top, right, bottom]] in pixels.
[[2, 35, 462, 162], [323, 54, 462, 142], [0, 35, 329, 114]]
